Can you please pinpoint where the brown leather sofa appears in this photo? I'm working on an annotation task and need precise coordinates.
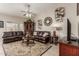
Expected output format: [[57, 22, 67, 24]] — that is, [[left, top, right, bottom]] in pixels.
[[2, 31, 23, 43], [33, 31, 51, 44]]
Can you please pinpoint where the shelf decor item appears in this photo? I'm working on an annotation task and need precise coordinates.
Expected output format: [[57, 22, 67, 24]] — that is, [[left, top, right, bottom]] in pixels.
[[0, 21, 4, 28], [44, 17, 53, 26]]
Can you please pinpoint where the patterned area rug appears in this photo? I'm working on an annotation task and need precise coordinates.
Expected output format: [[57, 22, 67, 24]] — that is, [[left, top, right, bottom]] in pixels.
[[3, 41, 52, 56]]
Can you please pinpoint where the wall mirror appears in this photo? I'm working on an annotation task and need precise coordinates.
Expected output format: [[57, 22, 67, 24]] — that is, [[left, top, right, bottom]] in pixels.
[[44, 17, 53, 26]]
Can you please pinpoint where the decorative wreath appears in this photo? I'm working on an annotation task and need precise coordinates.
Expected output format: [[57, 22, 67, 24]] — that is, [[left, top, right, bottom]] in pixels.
[[44, 17, 52, 26]]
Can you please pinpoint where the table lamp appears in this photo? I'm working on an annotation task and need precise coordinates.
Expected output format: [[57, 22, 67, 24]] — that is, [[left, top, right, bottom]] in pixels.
[[52, 22, 62, 37]]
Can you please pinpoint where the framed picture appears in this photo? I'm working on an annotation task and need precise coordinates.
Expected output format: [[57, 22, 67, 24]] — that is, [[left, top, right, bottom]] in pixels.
[[0, 21, 4, 28], [77, 3, 79, 16], [38, 20, 42, 29], [38, 20, 42, 26]]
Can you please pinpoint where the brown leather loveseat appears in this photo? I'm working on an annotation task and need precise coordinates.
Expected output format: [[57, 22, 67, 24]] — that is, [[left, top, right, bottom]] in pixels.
[[33, 31, 51, 44], [2, 31, 23, 43]]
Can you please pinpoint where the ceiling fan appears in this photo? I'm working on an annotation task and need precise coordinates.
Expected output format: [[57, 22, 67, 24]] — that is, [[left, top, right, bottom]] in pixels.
[[21, 4, 35, 19]]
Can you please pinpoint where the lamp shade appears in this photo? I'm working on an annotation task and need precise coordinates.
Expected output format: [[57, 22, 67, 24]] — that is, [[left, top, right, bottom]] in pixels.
[[53, 22, 61, 28], [52, 22, 63, 31]]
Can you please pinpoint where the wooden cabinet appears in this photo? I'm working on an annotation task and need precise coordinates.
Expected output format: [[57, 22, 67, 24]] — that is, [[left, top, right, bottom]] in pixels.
[[24, 20, 35, 35], [59, 42, 79, 56]]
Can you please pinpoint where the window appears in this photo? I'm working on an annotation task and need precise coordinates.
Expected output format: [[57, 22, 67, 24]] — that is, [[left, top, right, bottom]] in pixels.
[[19, 23, 24, 31], [6, 22, 18, 31]]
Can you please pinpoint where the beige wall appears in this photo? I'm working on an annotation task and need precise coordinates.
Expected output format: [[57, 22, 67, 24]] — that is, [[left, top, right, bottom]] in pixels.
[[35, 3, 78, 38]]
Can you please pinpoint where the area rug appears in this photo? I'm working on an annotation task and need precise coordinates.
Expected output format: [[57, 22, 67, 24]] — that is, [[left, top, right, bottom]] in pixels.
[[3, 41, 52, 56]]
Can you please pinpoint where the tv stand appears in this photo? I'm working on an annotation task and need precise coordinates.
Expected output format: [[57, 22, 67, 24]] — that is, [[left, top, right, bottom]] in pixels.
[[59, 41, 79, 56]]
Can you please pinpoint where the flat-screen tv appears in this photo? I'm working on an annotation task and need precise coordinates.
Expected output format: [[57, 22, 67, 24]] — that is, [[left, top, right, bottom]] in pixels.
[[67, 19, 71, 42]]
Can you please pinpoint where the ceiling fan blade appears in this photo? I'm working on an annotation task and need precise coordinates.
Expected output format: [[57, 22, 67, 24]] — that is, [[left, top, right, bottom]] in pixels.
[[23, 14, 26, 16]]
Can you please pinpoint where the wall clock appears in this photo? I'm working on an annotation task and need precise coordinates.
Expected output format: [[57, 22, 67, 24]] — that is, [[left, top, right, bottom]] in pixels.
[[44, 17, 52, 26]]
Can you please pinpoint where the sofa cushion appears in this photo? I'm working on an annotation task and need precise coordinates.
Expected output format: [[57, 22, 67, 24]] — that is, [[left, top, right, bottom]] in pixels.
[[16, 31, 23, 36], [33, 32, 37, 35], [16, 32, 18, 35], [3, 32, 13, 37], [43, 33, 48, 37], [13, 32, 17, 36], [39, 32, 43, 36]]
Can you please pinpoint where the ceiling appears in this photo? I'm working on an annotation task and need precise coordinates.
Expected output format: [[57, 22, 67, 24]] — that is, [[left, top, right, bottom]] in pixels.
[[0, 3, 55, 18]]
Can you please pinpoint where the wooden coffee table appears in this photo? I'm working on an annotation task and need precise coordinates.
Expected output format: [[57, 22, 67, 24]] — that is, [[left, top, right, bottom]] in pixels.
[[26, 36, 35, 46], [22, 36, 35, 46]]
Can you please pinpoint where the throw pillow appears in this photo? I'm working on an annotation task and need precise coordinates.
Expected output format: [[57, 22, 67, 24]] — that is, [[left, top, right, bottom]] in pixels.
[[43, 33, 48, 37], [33, 32, 37, 35]]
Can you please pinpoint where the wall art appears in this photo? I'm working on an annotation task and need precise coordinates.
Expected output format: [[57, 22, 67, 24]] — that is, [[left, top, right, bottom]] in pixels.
[[0, 21, 4, 28], [38, 20, 42, 29], [44, 17, 53, 26], [55, 7, 65, 22]]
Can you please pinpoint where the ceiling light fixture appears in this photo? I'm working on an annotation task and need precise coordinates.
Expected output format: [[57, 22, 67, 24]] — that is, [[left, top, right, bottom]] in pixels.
[[25, 4, 32, 19], [22, 4, 33, 19]]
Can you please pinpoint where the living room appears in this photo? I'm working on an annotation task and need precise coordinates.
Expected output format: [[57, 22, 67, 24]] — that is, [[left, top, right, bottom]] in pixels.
[[0, 3, 79, 56]]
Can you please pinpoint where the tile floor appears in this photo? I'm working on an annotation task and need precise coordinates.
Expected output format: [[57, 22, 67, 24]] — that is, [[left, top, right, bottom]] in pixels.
[[0, 39, 5, 56], [0, 40, 59, 56], [42, 44, 59, 56]]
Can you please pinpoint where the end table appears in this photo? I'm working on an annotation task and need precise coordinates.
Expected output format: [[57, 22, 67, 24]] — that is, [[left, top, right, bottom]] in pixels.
[[51, 36, 58, 45]]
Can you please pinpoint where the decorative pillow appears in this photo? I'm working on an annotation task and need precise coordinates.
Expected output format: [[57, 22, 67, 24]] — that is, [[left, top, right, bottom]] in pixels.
[[43, 33, 48, 37], [33, 32, 37, 35], [25, 34, 29, 37], [39, 33, 42, 36]]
